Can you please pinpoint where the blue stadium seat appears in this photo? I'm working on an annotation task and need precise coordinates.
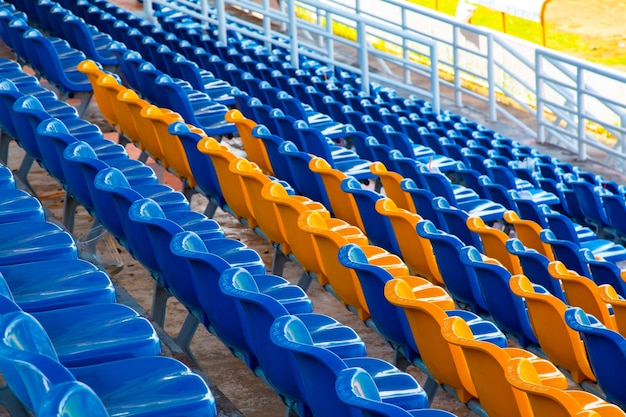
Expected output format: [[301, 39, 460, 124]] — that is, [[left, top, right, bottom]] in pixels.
[[416, 220, 488, 314], [155, 74, 237, 138], [0, 311, 218, 416], [505, 238, 566, 302], [0, 258, 116, 312], [219, 266, 367, 416], [270, 315, 429, 416], [338, 244, 454, 369], [37, 381, 110, 417], [565, 307, 626, 408], [0, 276, 159, 367], [459, 246, 539, 348], [431, 197, 483, 250], [335, 368, 457, 417]]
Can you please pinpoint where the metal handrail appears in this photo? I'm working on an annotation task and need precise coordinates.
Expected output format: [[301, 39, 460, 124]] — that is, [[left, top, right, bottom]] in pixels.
[[145, 0, 626, 172]]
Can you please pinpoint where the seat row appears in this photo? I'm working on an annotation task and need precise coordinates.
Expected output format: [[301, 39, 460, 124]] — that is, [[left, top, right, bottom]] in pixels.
[[152, 7, 621, 244], [69, 18, 626, 410], [0, 43, 456, 417], [0, 163, 219, 416], [12, 0, 626, 412], [0, 4, 94, 114]]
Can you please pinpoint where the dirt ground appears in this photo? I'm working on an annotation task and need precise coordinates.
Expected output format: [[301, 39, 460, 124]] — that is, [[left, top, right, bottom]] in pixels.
[[544, 0, 626, 71], [5, 0, 626, 416]]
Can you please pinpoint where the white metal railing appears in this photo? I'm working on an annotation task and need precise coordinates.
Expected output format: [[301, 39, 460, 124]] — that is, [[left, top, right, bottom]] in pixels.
[[145, 0, 626, 172]]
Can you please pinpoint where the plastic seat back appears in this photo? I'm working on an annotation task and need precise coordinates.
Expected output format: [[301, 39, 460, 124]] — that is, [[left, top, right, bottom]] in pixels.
[[61, 141, 108, 212], [37, 381, 109, 417], [308, 158, 365, 231], [583, 250, 626, 298], [298, 214, 372, 320], [376, 198, 444, 286], [197, 136, 257, 228], [341, 178, 401, 254], [370, 161, 416, 212], [77, 60, 118, 125], [218, 267, 313, 410], [279, 142, 329, 205], [226, 109, 274, 175], [503, 210, 554, 260], [505, 239, 566, 301], [22, 29, 91, 95], [252, 124, 299, 187], [466, 216, 523, 274], [384, 279, 479, 403], [168, 231, 257, 368], [269, 315, 360, 417], [601, 193, 626, 239], [549, 261, 616, 330], [416, 220, 488, 313], [0, 311, 72, 413], [433, 197, 483, 250], [91, 167, 146, 246], [144, 107, 195, 185], [420, 170, 459, 205], [543, 209, 584, 245], [136, 105, 179, 168], [234, 159, 304, 265], [114, 88, 149, 146], [568, 180, 611, 230], [12, 94, 52, 161], [35, 118, 78, 184], [339, 244, 453, 362], [540, 230, 591, 277], [0, 79, 24, 139], [565, 307, 626, 408], [442, 316, 566, 417], [505, 358, 616, 417], [598, 285, 626, 339], [262, 183, 332, 273], [509, 275, 596, 383], [460, 246, 538, 347], [335, 368, 457, 417], [400, 178, 444, 228]]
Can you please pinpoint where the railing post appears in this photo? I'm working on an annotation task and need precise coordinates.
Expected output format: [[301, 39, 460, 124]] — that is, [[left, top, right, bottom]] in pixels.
[[486, 33, 497, 122], [262, 0, 272, 50], [431, 44, 440, 114], [316, 5, 324, 48], [453, 23, 462, 107], [356, 2, 370, 97], [577, 69, 587, 161], [143, 0, 155, 24], [621, 114, 626, 172], [216, 0, 227, 44], [287, 0, 299, 69], [536, 50, 545, 144], [326, 12, 334, 62], [402, 7, 410, 85], [200, 0, 209, 28]]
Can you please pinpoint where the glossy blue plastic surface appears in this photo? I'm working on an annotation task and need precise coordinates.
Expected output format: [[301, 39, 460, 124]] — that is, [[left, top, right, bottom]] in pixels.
[[338, 244, 420, 362], [219, 266, 366, 415], [0, 311, 217, 416], [336, 368, 456, 417], [460, 246, 538, 347], [270, 315, 428, 416], [37, 381, 110, 417], [565, 307, 626, 408], [505, 239, 566, 302], [0, 258, 116, 311], [416, 220, 488, 313]]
